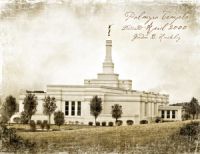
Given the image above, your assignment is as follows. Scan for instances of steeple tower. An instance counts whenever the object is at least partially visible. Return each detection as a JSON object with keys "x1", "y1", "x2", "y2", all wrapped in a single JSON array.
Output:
[{"x1": 103, "y1": 39, "x2": 114, "y2": 74}]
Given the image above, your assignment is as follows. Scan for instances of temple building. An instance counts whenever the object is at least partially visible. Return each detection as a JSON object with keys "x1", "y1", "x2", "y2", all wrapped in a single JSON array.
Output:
[{"x1": 14, "y1": 35, "x2": 171, "y2": 125}]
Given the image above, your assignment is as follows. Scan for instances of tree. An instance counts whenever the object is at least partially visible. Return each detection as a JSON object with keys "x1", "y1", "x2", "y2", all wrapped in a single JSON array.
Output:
[
  {"x1": 185, "y1": 97, "x2": 199, "y2": 119},
  {"x1": 23, "y1": 93, "x2": 38, "y2": 123},
  {"x1": 43, "y1": 96, "x2": 57, "y2": 125},
  {"x1": 1, "y1": 95, "x2": 17, "y2": 124},
  {"x1": 54, "y1": 111, "x2": 64, "y2": 129},
  {"x1": 90, "y1": 95, "x2": 102, "y2": 126},
  {"x1": 111, "y1": 104, "x2": 123, "y2": 123}
]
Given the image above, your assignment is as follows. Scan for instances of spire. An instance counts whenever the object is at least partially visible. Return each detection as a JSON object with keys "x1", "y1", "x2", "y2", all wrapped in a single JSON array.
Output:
[{"x1": 104, "y1": 40, "x2": 112, "y2": 63}]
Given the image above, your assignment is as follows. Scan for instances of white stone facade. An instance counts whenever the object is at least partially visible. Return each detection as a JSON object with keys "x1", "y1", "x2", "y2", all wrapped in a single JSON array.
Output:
[
  {"x1": 158, "y1": 105, "x2": 184, "y2": 121},
  {"x1": 14, "y1": 37, "x2": 169, "y2": 125}
]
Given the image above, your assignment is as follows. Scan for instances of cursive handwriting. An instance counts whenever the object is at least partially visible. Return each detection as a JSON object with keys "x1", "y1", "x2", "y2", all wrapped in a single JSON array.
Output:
[{"x1": 122, "y1": 10, "x2": 189, "y2": 43}]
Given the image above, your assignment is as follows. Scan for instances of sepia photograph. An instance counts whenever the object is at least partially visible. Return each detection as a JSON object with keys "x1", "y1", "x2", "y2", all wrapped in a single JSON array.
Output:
[{"x1": 0, "y1": 0, "x2": 200, "y2": 153}]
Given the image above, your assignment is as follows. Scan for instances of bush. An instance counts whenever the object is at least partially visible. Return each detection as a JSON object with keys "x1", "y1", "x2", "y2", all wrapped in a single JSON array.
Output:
[
  {"x1": 46, "y1": 124, "x2": 50, "y2": 130},
  {"x1": 88, "y1": 122, "x2": 93, "y2": 126},
  {"x1": 108, "y1": 122, "x2": 113, "y2": 126},
  {"x1": 30, "y1": 120, "x2": 36, "y2": 132},
  {"x1": 116, "y1": 120, "x2": 123, "y2": 126},
  {"x1": 180, "y1": 121, "x2": 200, "y2": 138},
  {"x1": 102, "y1": 121, "x2": 106, "y2": 126},
  {"x1": 96, "y1": 122, "x2": 100, "y2": 126},
  {"x1": 0, "y1": 124, "x2": 36, "y2": 151},
  {"x1": 40, "y1": 122, "x2": 45, "y2": 130},
  {"x1": 140, "y1": 120, "x2": 148, "y2": 124},
  {"x1": 155, "y1": 117, "x2": 162, "y2": 123},
  {"x1": 36, "y1": 120, "x2": 42, "y2": 125},
  {"x1": 54, "y1": 111, "x2": 65, "y2": 129},
  {"x1": 43, "y1": 120, "x2": 48, "y2": 125},
  {"x1": 75, "y1": 121, "x2": 79, "y2": 125},
  {"x1": 13, "y1": 117, "x2": 21, "y2": 124},
  {"x1": 126, "y1": 120, "x2": 134, "y2": 125}
]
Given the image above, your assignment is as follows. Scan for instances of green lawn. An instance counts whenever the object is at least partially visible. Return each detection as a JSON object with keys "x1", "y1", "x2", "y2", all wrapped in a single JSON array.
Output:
[{"x1": 14, "y1": 120, "x2": 199, "y2": 153}]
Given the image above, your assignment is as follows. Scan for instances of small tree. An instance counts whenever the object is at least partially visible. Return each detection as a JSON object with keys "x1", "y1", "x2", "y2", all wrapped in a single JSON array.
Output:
[
  {"x1": 2, "y1": 95, "x2": 17, "y2": 124},
  {"x1": 111, "y1": 104, "x2": 122, "y2": 123},
  {"x1": 54, "y1": 111, "x2": 64, "y2": 129},
  {"x1": 90, "y1": 95, "x2": 102, "y2": 126},
  {"x1": 43, "y1": 96, "x2": 57, "y2": 125},
  {"x1": 23, "y1": 93, "x2": 38, "y2": 123}
]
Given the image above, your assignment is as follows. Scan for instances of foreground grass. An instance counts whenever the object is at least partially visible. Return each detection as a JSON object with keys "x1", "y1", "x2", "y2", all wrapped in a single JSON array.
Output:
[{"x1": 15, "y1": 120, "x2": 199, "y2": 153}]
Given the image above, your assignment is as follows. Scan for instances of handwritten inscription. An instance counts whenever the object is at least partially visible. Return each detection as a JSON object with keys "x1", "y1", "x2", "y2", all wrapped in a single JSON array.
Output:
[{"x1": 122, "y1": 11, "x2": 189, "y2": 42}]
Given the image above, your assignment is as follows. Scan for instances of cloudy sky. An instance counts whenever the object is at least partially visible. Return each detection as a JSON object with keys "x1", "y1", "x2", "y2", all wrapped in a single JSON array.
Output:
[{"x1": 0, "y1": 0, "x2": 200, "y2": 103}]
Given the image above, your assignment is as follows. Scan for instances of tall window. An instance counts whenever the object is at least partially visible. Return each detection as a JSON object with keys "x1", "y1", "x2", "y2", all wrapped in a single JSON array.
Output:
[
  {"x1": 172, "y1": 110, "x2": 176, "y2": 119},
  {"x1": 65, "y1": 101, "x2": 69, "y2": 116},
  {"x1": 167, "y1": 110, "x2": 170, "y2": 118},
  {"x1": 154, "y1": 103, "x2": 157, "y2": 115},
  {"x1": 71, "y1": 101, "x2": 75, "y2": 116},
  {"x1": 77, "y1": 101, "x2": 81, "y2": 116},
  {"x1": 161, "y1": 110, "x2": 165, "y2": 118},
  {"x1": 145, "y1": 103, "x2": 148, "y2": 116}
]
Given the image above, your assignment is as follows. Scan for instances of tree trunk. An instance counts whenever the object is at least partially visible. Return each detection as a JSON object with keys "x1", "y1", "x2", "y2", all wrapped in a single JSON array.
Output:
[
  {"x1": 29, "y1": 115, "x2": 32, "y2": 124},
  {"x1": 95, "y1": 117, "x2": 97, "y2": 126},
  {"x1": 193, "y1": 114, "x2": 195, "y2": 120},
  {"x1": 49, "y1": 114, "x2": 51, "y2": 125}
]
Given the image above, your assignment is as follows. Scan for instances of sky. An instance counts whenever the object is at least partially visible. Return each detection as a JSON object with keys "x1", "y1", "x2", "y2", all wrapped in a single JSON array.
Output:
[{"x1": 0, "y1": 0, "x2": 200, "y2": 103}]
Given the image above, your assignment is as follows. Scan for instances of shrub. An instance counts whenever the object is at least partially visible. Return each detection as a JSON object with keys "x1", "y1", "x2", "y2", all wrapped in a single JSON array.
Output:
[
  {"x1": 13, "y1": 117, "x2": 21, "y2": 124},
  {"x1": 108, "y1": 122, "x2": 113, "y2": 126},
  {"x1": 36, "y1": 120, "x2": 42, "y2": 125},
  {"x1": 43, "y1": 120, "x2": 48, "y2": 125},
  {"x1": 54, "y1": 111, "x2": 65, "y2": 129},
  {"x1": 75, "y1": 121, "x2": 79, "y2": 125},
  {"x1": 96, "y1": 122, "x2": 100, "y2": 126},
  {"x1": 102, "y1": 121, "x2": 106, "y2": 126},
  {"x1": 126, "y1": 120, "x2": 134, "y2": 125},
  {"x1": 30, "y1": 120, "x2": 36, "y2": 132},
  {"x1": 40, "y1": 122, "x2": 45, "y2": 130},
  {"x1": 41, "y1": 120, "x2": 48, "y2": 130},
  {"x1": 180, "y1": 121, "x2": 200, "y2": 138},
  {"x1": 140, "y1": 120, "x2": 148, "y2": 124},
  {"x1": 155, "y1": 117, "x2": 162, "y2": 123},
  {"x1": 46, "y1": 124, "x2": 50, "y2": 130},
  {"x1": 88, "y1": 122, "x2": 93, "y2": 126},
  {"x1": 116, "y1": 120, "x2": 123, "y2": 126},
  {"x1": 0, "y1": 124, "x2": 36, "y2": 151}
]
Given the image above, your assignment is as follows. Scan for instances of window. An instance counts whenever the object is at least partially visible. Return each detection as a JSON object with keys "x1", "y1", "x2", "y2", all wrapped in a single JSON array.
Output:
[
  {"x1": 77, "y1": 101, "x2": 81, "y2": 116},
  {"x1": 167, "y1": 110, "x2": 170, "y2": 118},
  {"x1": 161, "y1": 110, "x2": 165, "y2": 118},
  {"x1": 65, "y1": 101, "x2": 69, "y2": 116},
  {"x1": 154, "y1": 103, "x2": 157, "y2": 115},
  {"x1": 172, "y1": 110, "x2": 176, "y2": 119},
  {"x1": 145, "y1": 103, "x2": 148, "y2": 116},
  {"x1": 71, "y1": 101, "x2": 75, "y2": 116}
]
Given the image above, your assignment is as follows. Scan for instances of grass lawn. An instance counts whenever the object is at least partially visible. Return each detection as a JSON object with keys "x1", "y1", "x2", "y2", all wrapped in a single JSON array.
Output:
[{"x1": 14, "y1": 120, "x2": 199, "y2": 153}]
